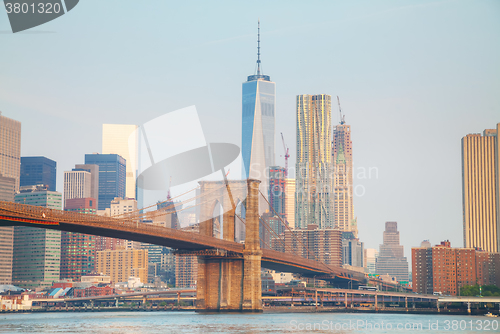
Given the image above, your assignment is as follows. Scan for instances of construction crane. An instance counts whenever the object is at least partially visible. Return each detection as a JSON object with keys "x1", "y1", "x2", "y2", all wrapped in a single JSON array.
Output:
[
  {"x1": 280, "y1": 132, "x2": 290, "y2": 178},
  {"x1": 337, "y1": 96, "x2": 346, "y2": 125}
]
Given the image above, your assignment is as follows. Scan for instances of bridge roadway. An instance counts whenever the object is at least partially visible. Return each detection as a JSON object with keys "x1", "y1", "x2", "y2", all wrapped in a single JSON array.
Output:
[{"x1": 0, "y1": 201, "x2": 366, "y2": 282}]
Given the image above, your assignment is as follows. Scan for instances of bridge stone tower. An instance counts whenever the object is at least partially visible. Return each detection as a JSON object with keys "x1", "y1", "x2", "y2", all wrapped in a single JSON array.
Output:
[{"x1": 196, "y1": 179, "x2": 262, "y2": 312}]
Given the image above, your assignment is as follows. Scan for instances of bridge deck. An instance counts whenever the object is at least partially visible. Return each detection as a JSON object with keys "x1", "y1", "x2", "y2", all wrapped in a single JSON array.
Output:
[{"x1": 0, "y1": 201, "x2": 366, "y2": 282}]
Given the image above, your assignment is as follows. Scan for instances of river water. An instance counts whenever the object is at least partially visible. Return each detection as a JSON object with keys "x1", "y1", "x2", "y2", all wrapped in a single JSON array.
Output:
[{"x1": 0, "y1": 311, "x2": 498, "y2": 333}]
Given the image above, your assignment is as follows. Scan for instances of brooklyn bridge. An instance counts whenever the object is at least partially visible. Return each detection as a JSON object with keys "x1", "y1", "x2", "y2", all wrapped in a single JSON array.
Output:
[{"x1": 0, "y1": 179, "x2": 368, "y2": 312}]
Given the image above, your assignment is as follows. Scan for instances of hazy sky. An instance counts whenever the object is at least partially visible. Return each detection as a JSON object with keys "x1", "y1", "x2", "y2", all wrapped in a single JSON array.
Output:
[{"x1": 1, "y1": 0, "x2": 499, "y2": 263}]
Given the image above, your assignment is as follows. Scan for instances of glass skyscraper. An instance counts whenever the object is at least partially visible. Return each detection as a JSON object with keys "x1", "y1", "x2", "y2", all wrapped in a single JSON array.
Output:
[
  {"x1": 84, "y1": 154, "x2": 126, "y2": 210},
  {"x1": 13, "y1": 186, "x2": 62, "y2": 288},
  {"x1": 20, "y1": 156, "x2": 57, "y2": 191},
  {"x1": 242, "y1": 22, "x2": 275, "y2": 202}
]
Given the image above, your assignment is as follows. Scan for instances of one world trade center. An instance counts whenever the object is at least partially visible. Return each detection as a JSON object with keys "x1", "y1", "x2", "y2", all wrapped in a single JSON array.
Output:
[{"x1": 242, "y1": 21, "x2": 275, "y2": 203}]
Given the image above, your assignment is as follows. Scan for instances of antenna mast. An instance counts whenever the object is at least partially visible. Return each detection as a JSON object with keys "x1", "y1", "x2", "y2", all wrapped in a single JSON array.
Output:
[{"x1": 256, "y1": 20, "x2": 261, "y2": 75}]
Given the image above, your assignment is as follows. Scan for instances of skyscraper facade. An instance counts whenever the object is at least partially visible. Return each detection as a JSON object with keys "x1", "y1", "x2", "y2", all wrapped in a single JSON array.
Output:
[
  {"x1": 375, "y1": 221, "x2": 409, "y2": 282},
  {"x1": 268, "y1": 166, "x2": 286, "y2": 220},
  {"x1": 74, "y1": 164, "x2": 100, "y2": 210},
  {"x1": 364, "y1": 248, "x2": 378, "y2": 274},
  {"x1": 0, "y1": 113, "x2": 21, "y2": 285},
  {"x1": 63, "y1": 169, "x2": 92, "y2": 206},
  {"x1": 285, "y1": 178, "x2": 295, "y2": 229},
  {"x1": 0, "y1": 174, "x2": 15, "y2": 284},
  {"x1": 0, "y1": 112, "x2": 21, "y2": 192},
  {"x1": 342, "y1": 233, "x2": 364, "y2": 268},
  {"x1": 84, "y1": 154, "x2": 126, "y2": 210},
  {"x1": 20, "y1": 156, "x2": 57, "y2": 191},
  {"x1": 102, "y1": 124, "x2": 138, "y2": 200},
  {"x1": 462, "y1": 123, "x2": 500, "y2": 253},
  {"x1": 96, "y1": 248, "x2": 148, "y2": 284},
  {"x1": 277, "y1": 225, "x2": 342, "y2": 267},
  {"x1": 61, "y1": 198, "x2": 96, "y2": 280},
  {"x1": 242, "y1": 22, "x2": 275, "y2": 201},
  {"x1": 13, "y1": 186, "x2": 62, "y2": 288},
  {"x1": 332, "y1": 119, "x2": 357, "y2": 236},
  {"x1": 295, "y1": 94, "x2": 333, "y2": 229}
]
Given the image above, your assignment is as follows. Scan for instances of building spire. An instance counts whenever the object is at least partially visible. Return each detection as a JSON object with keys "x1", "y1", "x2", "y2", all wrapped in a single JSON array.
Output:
[{"x1": 256, "y1": 20, "x2": 261, "y2": 75}]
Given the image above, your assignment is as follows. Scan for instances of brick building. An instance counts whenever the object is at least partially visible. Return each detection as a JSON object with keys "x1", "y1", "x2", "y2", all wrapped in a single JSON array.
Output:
[
  {"x1": 73, "y1": 286, "x2": 115, "y2": 298},
  {"x1": 271, "y1": 224, "x2": 342, "y2": 267},
  {"x1": 412, "y1": 241, "x2": 500, "y2": 295}
]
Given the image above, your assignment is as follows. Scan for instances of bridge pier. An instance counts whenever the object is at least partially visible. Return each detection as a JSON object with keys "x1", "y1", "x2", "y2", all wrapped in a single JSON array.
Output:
[{"x1": 196, "y1": 179, "x2": 262, "y2": 312}]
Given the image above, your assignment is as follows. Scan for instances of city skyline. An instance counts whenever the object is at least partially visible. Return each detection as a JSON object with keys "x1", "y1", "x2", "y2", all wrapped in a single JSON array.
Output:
[{"x1": 1, "y1": 0, "x2": 499, "y2": 262}]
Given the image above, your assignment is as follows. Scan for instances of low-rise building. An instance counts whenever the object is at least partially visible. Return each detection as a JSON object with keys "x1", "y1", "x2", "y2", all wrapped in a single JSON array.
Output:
[{"x1": 412, "y1": 240, "x2": 500, "y2": 295}]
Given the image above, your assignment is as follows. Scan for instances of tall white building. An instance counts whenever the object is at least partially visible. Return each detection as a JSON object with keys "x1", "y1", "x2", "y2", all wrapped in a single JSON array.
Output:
[
  {"x1": 63, "y1": 170, "x2": 92, "y2": 207},
  {"x1": 102, "y1": 124, "x2": 138, "y2": 200}
]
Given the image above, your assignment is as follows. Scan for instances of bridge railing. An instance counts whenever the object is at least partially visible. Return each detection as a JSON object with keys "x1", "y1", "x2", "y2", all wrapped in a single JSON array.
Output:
[{"x1": 0, "y1": 200, "x2": 245, "y2": 252}]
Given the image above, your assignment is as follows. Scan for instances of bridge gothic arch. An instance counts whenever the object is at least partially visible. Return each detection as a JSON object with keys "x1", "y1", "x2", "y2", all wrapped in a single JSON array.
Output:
[
  {"x1": 198, "y1": 180, "x2": 247, "y2": 243},
  {"x1": 196, "y1": 179, "x2": 262, "y2": 312}
]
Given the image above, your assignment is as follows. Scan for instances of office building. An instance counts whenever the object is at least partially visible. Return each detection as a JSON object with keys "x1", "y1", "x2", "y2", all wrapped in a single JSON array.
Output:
[
  {"x1": 375, "y1": 222, "x2": 409, "y2": 282},
  {"x1": 61, "y1": 198, "x2": 97, "y2": 281},
  {"x1": 420, "y1": 240, "x2": 432, "y2": 248},
  {"x1": 20, "y1": 156, "x2": 57, "y2": 191},
  {"x1": 295, "y1": 94, "x2": 333, "y2": 229},
  {"x1": 0, "y1": 113, "x2": 21, "y2": 285},
  {"x1": 175, "y1": 254, "x2": 198, "y2": 288},
  {"x1": 0, "y1": 174, "x2": 15, "y2": 284},
  {"x1": 74, "y1": 164, "x2": 99, "y2": 209},
  {"x1": 96, "y1": 248, "x2": 148, "y2": 284},
  {"x1": 285, "y1": 178, "x2": 295, "y2": 229},
  {"x1": 142, "y1": 242, "x2": 173, "y2": 284},
  {"x1": 241, "y1": 22, "x2": 275, "y2": 202},
  {"x1": 342, "y1": 232, "x2": 364, "y2": 268},
  {"x1": 110, "y1": 197, "x2": 140, "y2": 249},
  {"x1": 260, "y1": 212, "x2": 286, "y2": 249},
  {"x1": 412, "y1": 241, "x2": 500, "y2": 295},
  {"x1": 84, "y1": 154, "x2": 126, "y2": 210},
  {"x1": 13, "y1": 186, "x2": 62, "y2": 288},
  {"x1": 174, "y1": 224, "x2": 199, "y2": 287},
  {"x1": 364, "y1": 248, "x2": 378, "y2": 274},
  {"x1": 273, "y1": 224, "x2": 342, "y2": 267},
  {"x1": 332, "y1": 114, "x2": 357, "y2": 237},
  {"x1": 102, "y1": 124, "x2": 138, "y2": 200},
  {"x1": 93, "y1": 197, "x2": 138, "y2": 251},
  {"x1": 0, "y1": 112, "x2": 21, "y2": 192},
  {"x1": 462, "y1": 123, "x2": 500, "y2": 252},
  {"x1": 157, "y1": 199, "x2": 180, "y2": 229},
  {"x1": 63, "y1": 169, "x2": 92, "y2": 206},
  {"x1": 268, "y1": 166, "x2": 286, "y2": 220}
]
